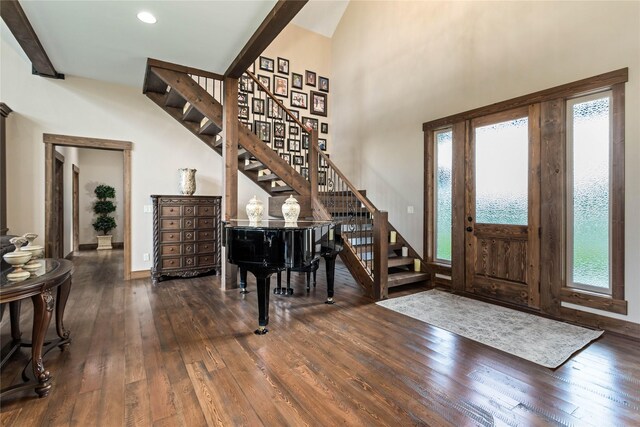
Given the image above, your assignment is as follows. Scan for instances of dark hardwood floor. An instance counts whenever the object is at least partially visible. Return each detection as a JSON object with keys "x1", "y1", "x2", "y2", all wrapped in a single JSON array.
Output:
[{"x1": 1, "y1": 250, "x2": 639, "y2": 426}]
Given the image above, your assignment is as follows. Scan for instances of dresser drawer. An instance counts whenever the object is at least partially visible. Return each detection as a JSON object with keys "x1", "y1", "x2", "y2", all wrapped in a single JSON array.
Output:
[
  {"x1": 161, "y1": 206, "x2": 181, "y2": 217},
  {"x1": 161, "y1": 231, "x2": 181, "y2": 242},
  {"x1": 183, "y1": 256, "x2": 196, "y2": 268},
  {"x1": 161, "y1": 245, "x2": 181, "y2": 256},
  {"x1": 197, "y1": 217, "x2": 215, "y2": 229},
  {"x1": 198, "y1": 230, "x2": 215, "y2": 241},
  {"x1": 183, "y1": 217, "x2": 196, "y2": 229},
  {"x1": 183, "y1": 205, "x2": 197, "y2": 216},
  {"x1": 161, "y1": 219, "x2": 181, "y2": 229},
  {"x1": 196, "y1": 242, "x2": 215, "y2": 254},
  {"x1": 198, "y1": 205, "x2": 215, "y2": 216},
  {"x1": 183, "y1": 230, "x2": 196, "y2": 241},
  {"x1": 198, "y1": 255, "x2": 216, "y2": 266},
  {"x1": 162, "y1": 257, "x2": 181, "y2": 269},
  {"x1": 183, "y1": 244, "x2": 196, "y2": 255}
]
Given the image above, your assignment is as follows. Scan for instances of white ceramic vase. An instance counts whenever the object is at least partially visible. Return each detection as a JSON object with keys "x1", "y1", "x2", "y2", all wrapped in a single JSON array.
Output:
[
  {"x1": 282, "y1": 195, "x2": 301, "y2": 223},
  {"x1": 179, "y1": 168, "x2": 197, "y2": 195},
  {"x1": 246, "y1": 196, "x2": 264, "y2": 223}
]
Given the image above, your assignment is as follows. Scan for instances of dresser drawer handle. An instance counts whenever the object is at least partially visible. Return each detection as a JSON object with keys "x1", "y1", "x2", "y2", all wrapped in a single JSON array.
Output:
[
  {"x1": 170, "y1": 208, "x2": 174, "y2": 212},
  {"x1": 169, "y1": 234, "x2": 174, "y2": 238},
  {"x1": 169, "y1": 248, "x2": 174, "y2": 252},
  {"x1": 169, "y1": 260, "x2": 175, "y2": 265}
]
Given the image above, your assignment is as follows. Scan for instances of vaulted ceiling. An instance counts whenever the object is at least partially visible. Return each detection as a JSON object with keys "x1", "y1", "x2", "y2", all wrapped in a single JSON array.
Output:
[{"x1": 1, "y1": 0, "x2": 348, "y2": 88}]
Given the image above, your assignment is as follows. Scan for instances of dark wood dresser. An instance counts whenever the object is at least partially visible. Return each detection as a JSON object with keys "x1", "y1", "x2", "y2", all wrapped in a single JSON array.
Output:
[{"x1": 151, "y1": 195, "x2": 222, "y2": 283}]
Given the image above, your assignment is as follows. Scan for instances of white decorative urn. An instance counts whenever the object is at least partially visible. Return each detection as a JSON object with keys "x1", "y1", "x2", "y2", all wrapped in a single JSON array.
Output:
[
  {"x1": 246, "y1": 195, "x2": 264, "y2": 223},
  {"x1": 178, "y1": 168, "x2": 197, "y2": 195},
  {"x1": 282, "y1": 195, "x2": 300, "y2": 223}
]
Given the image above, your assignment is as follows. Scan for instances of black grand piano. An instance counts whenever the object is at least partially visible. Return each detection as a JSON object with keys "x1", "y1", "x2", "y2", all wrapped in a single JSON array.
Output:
[{"x1": 224, "y1": 219, "x2": 341, "y2": 334}]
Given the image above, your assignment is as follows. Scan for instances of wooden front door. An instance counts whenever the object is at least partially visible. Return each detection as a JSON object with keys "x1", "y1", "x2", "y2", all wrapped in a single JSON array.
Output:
[{"x1": 464, "y1": 106, "x2": 541, "y2": 308}]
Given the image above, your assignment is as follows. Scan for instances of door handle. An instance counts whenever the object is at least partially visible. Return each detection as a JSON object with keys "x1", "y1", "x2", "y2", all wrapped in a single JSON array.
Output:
[{"x1": 466, "y1": 227, "x2": 473, "y2": 232}]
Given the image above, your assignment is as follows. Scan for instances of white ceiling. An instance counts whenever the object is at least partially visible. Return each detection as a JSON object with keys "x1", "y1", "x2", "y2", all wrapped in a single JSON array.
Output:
[{"x1": 1, "y1": 0, "x2": 348, "y2": 89}]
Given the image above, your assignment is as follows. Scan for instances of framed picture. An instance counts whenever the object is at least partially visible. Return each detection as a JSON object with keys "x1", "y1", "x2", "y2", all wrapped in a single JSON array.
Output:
[
  {"x1": 252, "y1": 98, "x2": 265, "y2": 115},
  {"x1": 321, "y1": 122, "x2": 328, "y2": 134},
  {"x1": 293, "y1": 155, "x2": 304, "y2": 166},
  {"x1": 305, "y1": 70, "x2": 316, "y2": 87},
  {"x1": 310, "y1": 91, "x2": 327, "y2": 117},
  {"x1": 254, "y1": 120, "x2": 270, "y2": 142},
  {"x1": 302, "y1": 116, "x2": 318, "y2": 132},
  {"x1": 242, "y1": 121, "x2": 253, "y2": 132},
  {"x1": 292, "y1": 73, "x2": 303, "y2": 89},
  {"x1": 318, "y1": 170, "x2": 326, "y2": 185},
  {"x1": 319, "y1": 138, "x2": 327, "y2": 151},
  {"x1": 274, "y1": 122, "x2": 286, "y2": 138},
  {"x1": 289, "y1": 126, "x2": 299, "y2": 136},
  {"x1": 267, "y1": 98, "x2": 282, "y2": 119},
  {"x1": 320, "y1": 154, "x2": 329, "y2": 168},
  {"x1": 287, "y1": 109, "x2": 299, "y2": 122},
  {"x1": 273, "y1": 138, "x2": 285, "y2": 149},
  {"x1": 277, "y1": 57, "x2": 289, "y2": 75},
  {"x1": 239, "y1": 105, "x2": 249, "y2": 120},
  {"x1": 300, "y1": 167, "x2": 309, "y2": 179},
  {"x1": 280, "y1": 153, "x2": 291, "y2": 164},
  {"x1": 290, "y1": 91, "x2": 307, "y2": 109},
  {"x1": 287, "y1": 138, "x2": 300, "y2": 152},
  {"x1": 318, "y1": 76, "x2": 329, "y2": 92},
  {"x1": 302, "y1": 134, "x2": 309, "y2": 150},
  {"x1": 238, "y1": 92, "x2": 248, "y2": 105},
  {"x1": 259, "y1": 56, "x2": 274, "y2": 72},
  {"x1": 240, "y1": 75, "x2": 254, "y2": 93},
  {"x1": 273, "y1": 75, "x2": 288, "y2": 98},
  {"x1": 257, "y1": 74, "x2": 270, "y2": 91}
]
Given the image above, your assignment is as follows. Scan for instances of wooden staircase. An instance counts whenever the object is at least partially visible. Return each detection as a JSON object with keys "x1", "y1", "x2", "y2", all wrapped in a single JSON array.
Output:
[
  {"x1": 142, "y1": 59, "x2": 429, "y2": 300},
  {"x1": 324, "y1": 192, "x2": 429, "y2": 299},
  {"x1": 142, "y1": 60, "x2": 308, "y2": 197}
]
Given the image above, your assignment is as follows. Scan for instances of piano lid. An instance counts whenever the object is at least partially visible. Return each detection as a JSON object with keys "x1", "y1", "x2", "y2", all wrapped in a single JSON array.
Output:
[{"x1": 224, "y1": 219, "x2": 335, "y2": 230}]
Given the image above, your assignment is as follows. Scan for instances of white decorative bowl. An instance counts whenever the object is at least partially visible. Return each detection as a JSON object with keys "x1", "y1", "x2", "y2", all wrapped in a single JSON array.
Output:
[
  {"x1": 3, "y1": 251, "x2": 33, "y2": 281},
  {"x1": 21, "y1": 244, "x2": 44, "y2": 259}
]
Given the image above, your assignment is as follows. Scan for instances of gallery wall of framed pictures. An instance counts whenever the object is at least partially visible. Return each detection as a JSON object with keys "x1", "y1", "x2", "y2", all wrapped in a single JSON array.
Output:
[{"x1": 236, "y1": 24, "x2": 333, "y2": 181}]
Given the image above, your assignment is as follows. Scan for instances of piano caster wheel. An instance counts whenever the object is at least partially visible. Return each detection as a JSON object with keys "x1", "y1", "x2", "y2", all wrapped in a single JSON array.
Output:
[
  {"x1": 286, "y1": 289, "x2": 294, "y2": 296},
  {"x1": 325, "y1": 298, "x2": 335, "y2": 305},
  {"x1": 254, "y1": 326, "x2": 269, "y2": 335},
  {"x1": 240, "y1": 289, "x2": 249, "y2": 294},
  {"x1": 273, "y1": 288, "x2": 282, "y2": 295}
]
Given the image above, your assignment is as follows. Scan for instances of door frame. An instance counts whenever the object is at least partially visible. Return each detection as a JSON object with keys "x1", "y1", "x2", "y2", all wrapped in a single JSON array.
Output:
[
  {"x1": 44, "y1": 134, "x2": 133, "y2": 280},
  {"x1": 54, "y1": 151, "x2": 65, "y2": 259},
  {"x1": 463, "y1": 105, "x2": 541, "y2": 308},
  {"x1": 72, "y1": 164, "x2": 80, "y2": 253}
]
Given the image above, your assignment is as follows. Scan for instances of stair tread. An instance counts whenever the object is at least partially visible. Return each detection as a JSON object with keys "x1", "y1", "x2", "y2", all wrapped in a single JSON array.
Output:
[
  {"x1": 165, "y1": 88, "x2": 187, "y2": 109},
  {"x1": 244, "y1": 161, "x2": 265, "y2": 171},
  {"x1": 257, "y1": 173, "x2": 279, "y2": 182},
  {"x1": 271, "y1": 185, "x2": 293, "y2": 193},
  {"x1": 199, "y1": 118, "x2": 222, "y2": 136},
  {"x1": 387, "y1": 256, "x2": 414, "y2": 268},
  {"x1": 183, "y1": 104, "x2": 205, "y2": 123},
  {"x1": 387, "y1": 271, "x2": 429, "y2": 287}
]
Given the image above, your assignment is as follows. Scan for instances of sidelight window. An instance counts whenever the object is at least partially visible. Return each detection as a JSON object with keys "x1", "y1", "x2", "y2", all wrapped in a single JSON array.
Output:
[{"x1": 434, "y1": 129, "x2": 453, "y2": 262}]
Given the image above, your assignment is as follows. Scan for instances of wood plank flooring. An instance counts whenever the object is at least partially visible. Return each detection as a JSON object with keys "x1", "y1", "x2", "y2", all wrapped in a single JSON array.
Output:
[{"x1": 1, "y1": 249, "x2": 639, "y2": 426}]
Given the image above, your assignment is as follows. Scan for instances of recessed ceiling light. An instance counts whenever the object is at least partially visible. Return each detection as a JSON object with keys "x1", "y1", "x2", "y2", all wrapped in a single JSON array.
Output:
[{"x1": 137, "y1": 11, "x2": 157, "y2": 24}]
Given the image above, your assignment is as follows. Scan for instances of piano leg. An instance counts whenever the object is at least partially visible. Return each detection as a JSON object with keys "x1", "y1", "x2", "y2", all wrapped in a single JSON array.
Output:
[
  {"x1": 274, "y1": 271, "x2": 283, "y2": 295},
  {"x1": 286, "y1": 269, "x2": 294, "y2": 296},
  {"x1": 323, "y1": 253, "x2": 338, "y2": 304},
  {"x1": 239, "y1": 268, "x2": 249, "y2": 294},
  {"x1": 255, "y1": 272, "x2": 271, "y2": 335}
]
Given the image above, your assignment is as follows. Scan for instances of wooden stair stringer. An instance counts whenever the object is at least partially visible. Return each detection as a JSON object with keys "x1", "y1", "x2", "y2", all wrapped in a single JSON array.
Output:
[{"x1": 338, "y1": 241, "x2": 375, "y2": 299}]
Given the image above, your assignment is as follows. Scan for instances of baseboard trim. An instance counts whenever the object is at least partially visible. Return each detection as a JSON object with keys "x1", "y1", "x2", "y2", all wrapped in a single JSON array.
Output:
[
  {"x1": 79, "y1": 242, "x2": 124, "y2": 251},
  {"x1": 130, "y1": 269, "x2": 151, "y2": 279}
]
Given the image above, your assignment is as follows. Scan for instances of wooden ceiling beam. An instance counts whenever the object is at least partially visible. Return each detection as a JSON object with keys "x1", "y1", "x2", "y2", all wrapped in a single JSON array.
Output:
[
  {"x1": 225, "y1": 0, "x2": 307, "y2": 79},
  {"x1": 1, "y1": 0, "x2": 63, "y2": 79}
]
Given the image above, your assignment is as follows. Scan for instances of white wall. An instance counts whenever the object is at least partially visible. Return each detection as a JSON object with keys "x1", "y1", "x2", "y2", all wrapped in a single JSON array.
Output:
[
  {"x1": 331, "y1": 1, "x2": 640, "y2": 323},
  {"x1": 78, "y1": 149, "x2": 124, "y2": 245},
  {"x1": 1, "y1": 24, "x2": 264, "y2": 272}
]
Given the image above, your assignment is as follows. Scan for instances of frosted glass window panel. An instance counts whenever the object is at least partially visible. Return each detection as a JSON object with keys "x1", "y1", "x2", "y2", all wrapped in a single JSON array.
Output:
[
  {"x1": 569, "y1": 96, "x2": 610, "y2": 290},
  {"x1": 475, "y1": 118, "x2": 528, "y2": 225},
  {"x1": 435, "y1": 130, "x2": 452, "y2": 261}
]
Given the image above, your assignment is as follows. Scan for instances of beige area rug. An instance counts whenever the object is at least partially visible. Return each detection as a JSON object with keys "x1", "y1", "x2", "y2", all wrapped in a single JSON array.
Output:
[{"x1": 376, "y1": 289, "x2": 603, "y2": 368}]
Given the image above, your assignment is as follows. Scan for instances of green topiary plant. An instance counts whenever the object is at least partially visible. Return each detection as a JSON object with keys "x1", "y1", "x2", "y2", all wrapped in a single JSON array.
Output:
[{"x1": 92, "y1": 184, "x2": 117, "y2": 235}]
